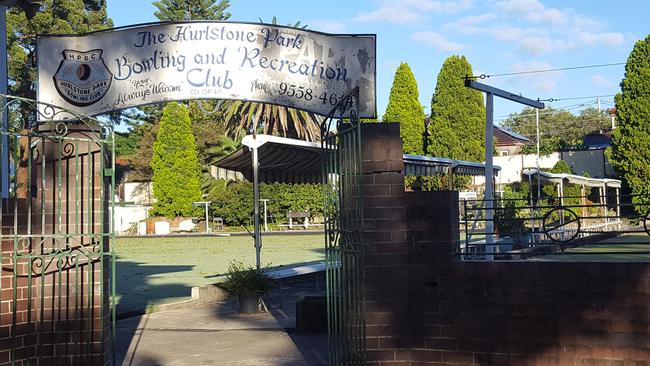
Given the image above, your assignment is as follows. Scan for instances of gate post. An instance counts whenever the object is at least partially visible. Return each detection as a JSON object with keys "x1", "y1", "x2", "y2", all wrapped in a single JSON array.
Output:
[
  {"x1": 360, "y1": 123, "x2": 460, "y2": 364},
  {"x1": 1, "y1": 122, "x2": 112, "y2": 365}
]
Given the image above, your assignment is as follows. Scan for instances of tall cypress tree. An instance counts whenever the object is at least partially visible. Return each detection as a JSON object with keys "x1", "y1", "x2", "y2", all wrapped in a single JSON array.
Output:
[
  {"x1": 151, "y1": 103, "x2": 202, "y2": 218},
  {"x1": 153, "y1": 0, "x2": 231, "y2": 21},
  {"x1": 428, "y1": 55, "x2": 485, "y2": 161},
  {"x1": 383, "y1": 62, "x2": 425, "y2": 155},
  {"x1": 607, "y1": 35, "x2": 650, "y2": 214}
]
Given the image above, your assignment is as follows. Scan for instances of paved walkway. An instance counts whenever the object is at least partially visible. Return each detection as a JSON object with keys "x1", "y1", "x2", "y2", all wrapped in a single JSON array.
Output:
[{"x1": 114, "y1": 275, "x2": 328, "y2": 366}]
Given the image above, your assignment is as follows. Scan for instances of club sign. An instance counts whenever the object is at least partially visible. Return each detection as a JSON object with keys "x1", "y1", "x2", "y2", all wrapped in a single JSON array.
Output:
[{"x1": 37, "y1": 21, "x2": 376, "y2": 120}]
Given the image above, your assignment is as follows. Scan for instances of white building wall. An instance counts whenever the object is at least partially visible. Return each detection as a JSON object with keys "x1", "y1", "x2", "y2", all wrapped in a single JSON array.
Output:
[
  {"x1": 112, "y1": 204, "x2": 151, "y2": 234},
  {"x1": 474, "y1": 152, "x2": 561, "y2": 186},
  {"x1": 123, "y1": 181, "x2": 155, "y2": 204}
]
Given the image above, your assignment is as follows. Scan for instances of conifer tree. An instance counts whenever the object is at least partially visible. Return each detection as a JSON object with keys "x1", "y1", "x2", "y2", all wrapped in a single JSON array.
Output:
[
  {"x1": 6, "y1": 0, "x2": 112, "y2": 197},
  {"x1": 607, "y1": 35, "x2": 650, "y2": 214},
  {"x1": 151, "y1": 103, "x2": 202, "y2": 217},
  {"x1": 382, "y1": 62, "x2": 425, "y2": 154},
  {"x1": 428, "y1": 56, "x2": 485, "y2": 161},
  {"x1": 153, "y1": 0, "x2": 231, "y2": 21}
]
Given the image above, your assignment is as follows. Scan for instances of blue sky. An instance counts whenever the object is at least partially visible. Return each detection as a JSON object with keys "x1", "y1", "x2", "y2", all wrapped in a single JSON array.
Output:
[{"x1": 107, "y1": 0, "x2": 647, "y2": 122}]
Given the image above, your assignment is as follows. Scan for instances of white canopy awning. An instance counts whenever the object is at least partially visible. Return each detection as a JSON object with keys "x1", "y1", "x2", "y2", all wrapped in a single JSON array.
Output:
[
  {"x1": 215, "y1": 135, "x2": 322, "y2": 184},
  {"x1": 215, "y1": 135, "x2": 500, "y2": 183},
  {"x1": 522, "y1": 168, "x2": 621, "y2": 189}
]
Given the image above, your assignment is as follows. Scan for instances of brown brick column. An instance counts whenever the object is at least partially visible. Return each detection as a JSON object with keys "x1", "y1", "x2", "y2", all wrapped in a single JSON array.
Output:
[
  {"x1": 360, "y1": 123, "x2": 409, "y2": 364},
  {"x1": 0, "y1": 125, "x2": 109, "y2": 365}
]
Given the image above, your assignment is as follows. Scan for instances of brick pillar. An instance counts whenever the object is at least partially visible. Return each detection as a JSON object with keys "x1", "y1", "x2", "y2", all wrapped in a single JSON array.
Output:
[
  {"x1": 0, "y1": 126, "x2": 109, "y2": 365},
  {"x1": 1, "y1": 199, "x2": 31, "y2": 365},
  {"x1": 360, "y1": 123, "x2": 460, "y2": 365},
  {"x1": 406, "y1": 190, "x2": 460, "y2": 364},
  {"x1": 360, "y1": 123, "x2": 411, "y2": 363}
]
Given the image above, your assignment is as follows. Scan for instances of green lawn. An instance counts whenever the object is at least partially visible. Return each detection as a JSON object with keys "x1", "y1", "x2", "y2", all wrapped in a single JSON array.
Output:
[
  {"x1": 113, "y1": 233, "x2": 324, "y2": 315},
  {"x1": 535, "y1": 233, "x2": 650, "y2": 262}
]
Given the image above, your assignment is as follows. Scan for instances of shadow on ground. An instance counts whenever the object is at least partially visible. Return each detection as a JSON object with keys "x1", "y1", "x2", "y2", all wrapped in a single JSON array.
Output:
[
  {"x1": 114, "y1": 271, "x2": 328, "y2": 365},
  {"x1": 115, "y1": 259, "x2": 196, "y2": 317},
  {"x1": 213, "y1": 272, "x2": 329, "y2": 365}
]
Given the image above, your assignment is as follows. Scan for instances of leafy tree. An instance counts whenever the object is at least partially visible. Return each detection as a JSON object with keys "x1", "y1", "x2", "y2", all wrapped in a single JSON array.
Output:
[
  {"x1": 220, "y1": 18, "x2": 323, "y2": 142},
  {"x1": 541, "y1": 160, "x2": 581, "y2": 207},
  {"x1": 608, "y1": 35, "x2": 650, "y2": 214},
  {"x1": 208, "y1": 180, "x2": 324, "y2": 227},
  {"x1": 502, "y1": 107, "x2": 611, "y2": 154},
  {"x1": 428, "y1": 55, "x2": 485, "y2": 161},
  {"x1": 128, "y1": 122, "x2": 160, "y2": 181},
  {"x1": 153, "y1": 0, "x2": 231, "y2": 21},
  {"x1": 7, "y1": 0, "x2": 113, "y2": 106},
  {"x1": 549, "y1": 160, "x2": 572, "y2": 174},
  {"x1": 6, "y1": 0, "x2": 112, "y2": 198},
  {"x1": 382, "y1": 62, "x2": 425, "y2": 154},
  {"x1": 150, "y1": 103, "x2": 202, "y2": 217}
]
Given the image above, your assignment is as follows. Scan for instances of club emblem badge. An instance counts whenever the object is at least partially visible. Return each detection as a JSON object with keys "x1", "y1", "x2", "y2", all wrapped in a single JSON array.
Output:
[{"x1": 53, "y1": 49, "x2": 113, "y2": 107}]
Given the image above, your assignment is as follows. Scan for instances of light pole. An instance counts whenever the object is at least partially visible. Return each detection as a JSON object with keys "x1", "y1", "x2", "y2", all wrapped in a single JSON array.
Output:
[
  {"x1": 260, "y1": 199, "x2": 269, "y2": 232},
  {"x1": 192, "y1": 201, "x2": 211, "y2": 233}
]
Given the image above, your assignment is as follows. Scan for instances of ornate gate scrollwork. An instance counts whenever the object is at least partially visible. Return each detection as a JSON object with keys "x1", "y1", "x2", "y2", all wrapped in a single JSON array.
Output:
[{"x1": 0, "y1": 94, "x2": 115, "y2": 365}]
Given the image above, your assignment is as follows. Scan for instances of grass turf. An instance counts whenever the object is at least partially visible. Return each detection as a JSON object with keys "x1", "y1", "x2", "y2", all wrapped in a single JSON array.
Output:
[
  {"x1": 113, "y1": 233, "x2": 324, "y2": 315},
  {"x1": 535, "y1": 233, "x2": 650, "y2": 262}
]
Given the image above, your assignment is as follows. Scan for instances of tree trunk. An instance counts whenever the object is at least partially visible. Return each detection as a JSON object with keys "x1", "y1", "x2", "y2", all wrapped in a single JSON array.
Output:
[{"x1": 15, "y1": 128, "x2": 30, "y2": 199}]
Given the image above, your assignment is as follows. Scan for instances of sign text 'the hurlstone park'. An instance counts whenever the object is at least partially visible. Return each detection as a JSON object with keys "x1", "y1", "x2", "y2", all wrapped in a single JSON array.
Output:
[{"x1": 37, "y1": 22, "x2": 376, "y2": 119}]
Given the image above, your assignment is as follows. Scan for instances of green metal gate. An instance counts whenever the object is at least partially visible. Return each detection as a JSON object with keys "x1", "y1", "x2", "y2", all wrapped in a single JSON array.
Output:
[
  {"x1": 0, "y1": 95, "x2": 115, "y2": 365},
  {"x1": 321, "y1": 87, "x2": 366, "y2": 365}
]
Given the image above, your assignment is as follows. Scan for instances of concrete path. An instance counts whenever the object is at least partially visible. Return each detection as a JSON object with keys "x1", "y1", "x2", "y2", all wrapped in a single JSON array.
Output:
[{"x1": 114, "y1": 276, "x2": 328, "y2": 366}]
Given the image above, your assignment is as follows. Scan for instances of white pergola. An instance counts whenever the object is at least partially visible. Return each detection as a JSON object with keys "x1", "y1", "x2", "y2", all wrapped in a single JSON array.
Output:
[{"x1": 523, "y1": 168, "x2": 622, "y2": 230}]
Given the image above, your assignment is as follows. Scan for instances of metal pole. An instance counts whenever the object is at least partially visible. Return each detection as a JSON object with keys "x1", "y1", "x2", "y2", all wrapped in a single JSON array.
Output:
[
  {"x1": 485, "y1": 92, "x2": 494, "y2": 260},
  {"x1": 204, "y1": 202, "x2": 209, "y2": 234},
  {"x1": 536, "y1": 108, "x2": 541, "y2": 200},
  {"x1": 1, "y1": 6, "x2": 9, "y2": 198},
  {"x1": 252, "y1": 143, "x2": 261, "y2": 270},
  {"x1": 262, "y1": 199, "x2": 269, "y2": 232}
]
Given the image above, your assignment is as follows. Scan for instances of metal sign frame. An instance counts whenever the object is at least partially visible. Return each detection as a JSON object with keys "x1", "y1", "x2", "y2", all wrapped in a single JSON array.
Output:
[{"x1": 37, "y1": 20, "x2": 377, "y2": 120}]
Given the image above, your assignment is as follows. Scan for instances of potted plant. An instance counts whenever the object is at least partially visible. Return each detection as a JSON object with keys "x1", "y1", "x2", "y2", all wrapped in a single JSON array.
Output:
[{"x1": 221, "y1": 260, "x2": 274, "y2": 314}]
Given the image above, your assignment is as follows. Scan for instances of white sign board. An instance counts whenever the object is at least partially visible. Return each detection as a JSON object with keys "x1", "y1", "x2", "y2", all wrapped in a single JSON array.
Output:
[{"x1": 37, "y1": 22, "x2": 376, "y2": 120}]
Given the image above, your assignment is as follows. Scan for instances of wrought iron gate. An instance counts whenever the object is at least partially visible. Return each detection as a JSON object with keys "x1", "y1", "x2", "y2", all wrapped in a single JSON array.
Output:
[
  {"x1": 321, "y1": 87, "x2": 366, "y2": 365},
  {"x1": 0, "y1": 95, "x2": 115, "y2": 365}
]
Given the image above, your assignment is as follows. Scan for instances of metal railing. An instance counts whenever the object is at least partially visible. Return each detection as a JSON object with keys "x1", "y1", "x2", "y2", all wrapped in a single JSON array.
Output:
[{"x1": 461, "y1": 194, "x2": 650, "y2": 260}]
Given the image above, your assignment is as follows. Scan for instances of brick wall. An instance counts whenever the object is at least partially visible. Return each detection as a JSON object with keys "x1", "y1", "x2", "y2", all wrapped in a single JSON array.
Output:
[
  {"x1": 361, "y1": 123, "x2": 650, "y2": 365},
  {"x1": 1, "y1": 127, "x2": 109, "y2": 365}
]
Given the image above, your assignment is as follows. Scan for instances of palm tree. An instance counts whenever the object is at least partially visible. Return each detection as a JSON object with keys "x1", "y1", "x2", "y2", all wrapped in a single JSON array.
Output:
[
  {"x1": 222, "y1": 101, "x2": 323, "y2": 142},
  {"x1": 219, "y1": 18, "x2": 323, "y2": 142},
  {"x1": 200, "y1": 135, "x2": 240, "y2": 197}
]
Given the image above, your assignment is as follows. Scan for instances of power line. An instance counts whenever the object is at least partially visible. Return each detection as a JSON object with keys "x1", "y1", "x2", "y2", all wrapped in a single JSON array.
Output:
[
  {"x1": 494, "y1": 102, "x2": 596, "y2": 121},
  {"x1": 537, "y1": 94, "x2": 616, "y2": 102},
  {"x1": 468, "y1": 62, "x2": 625, "y2": 79}
]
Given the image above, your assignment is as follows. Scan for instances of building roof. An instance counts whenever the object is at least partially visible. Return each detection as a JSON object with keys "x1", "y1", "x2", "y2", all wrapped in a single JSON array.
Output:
[
  {"x1": 404, "y1": 154, "x2": 501, "y2": 177},
  {"x1": 215, "y1": 134, "x2": 500, "y2": 183},
  {"x1": 582, "y1": 132, "x2": 612, "y2": 149},
  {"x1": 494, "y1": 125, "x2": 531, "y2": 146}
]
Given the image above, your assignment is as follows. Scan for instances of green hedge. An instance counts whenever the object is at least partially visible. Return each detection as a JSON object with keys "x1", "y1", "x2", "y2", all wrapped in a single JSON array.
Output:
[{"x1": 207, "y1": 180, "x2": 324, "y2": 226}]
